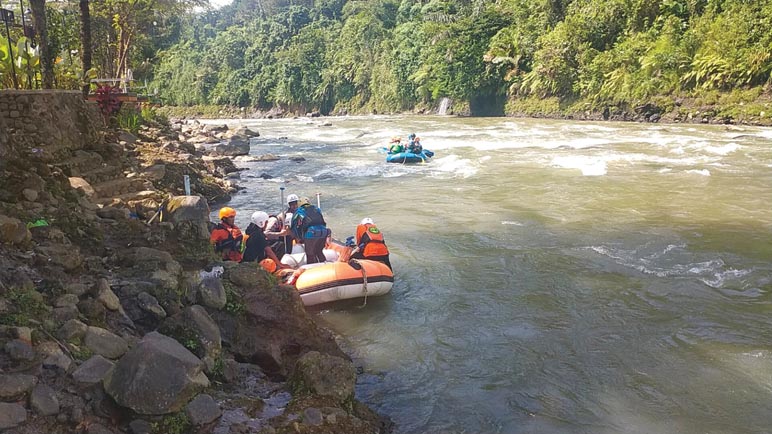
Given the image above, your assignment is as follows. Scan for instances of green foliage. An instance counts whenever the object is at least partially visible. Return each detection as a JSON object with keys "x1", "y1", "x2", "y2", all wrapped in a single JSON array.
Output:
[
  {"x1": 223, "y1": 280, "x2": 246, "y2": 316},
  {"x1": 0, "y1": 288, "x2": 49, "y2": 327},
  {"x1": 152, "y1": 413, "x2": 191, "y2": 434}
]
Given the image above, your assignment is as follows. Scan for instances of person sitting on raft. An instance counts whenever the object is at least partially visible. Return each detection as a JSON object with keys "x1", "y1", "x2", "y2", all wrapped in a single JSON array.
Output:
[
  {"x1": 351, "y1": 217, "x2": 392, "y2": 270},
  {"x1": 388, "y1": 136, "x2": 404, "y2": 154},
  {"x1": 210, "y1": 207, "x2": 244, "y2": 262},
  {"x1": 407, "y1": 136, "x2": 423, "y2": 154},
  {"x1": 242, "y1": 211, "x2": 290, "y2": 269}
]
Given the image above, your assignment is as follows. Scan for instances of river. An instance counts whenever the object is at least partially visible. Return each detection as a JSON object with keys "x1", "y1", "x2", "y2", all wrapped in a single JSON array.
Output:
[{"x1": 205, "y1": 115, "x2": 772, "y2": 434}]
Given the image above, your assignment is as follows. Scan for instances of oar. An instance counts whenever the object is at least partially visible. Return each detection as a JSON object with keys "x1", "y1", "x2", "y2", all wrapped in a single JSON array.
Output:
[{"x1": 315, "y1": 192, "x2": 322, "y2": 209}]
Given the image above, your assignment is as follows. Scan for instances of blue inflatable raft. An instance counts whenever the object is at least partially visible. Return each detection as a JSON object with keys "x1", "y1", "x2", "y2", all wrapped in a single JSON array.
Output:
[{"x1": 386, "y1": 149, "x2": 435, "y2": 164}]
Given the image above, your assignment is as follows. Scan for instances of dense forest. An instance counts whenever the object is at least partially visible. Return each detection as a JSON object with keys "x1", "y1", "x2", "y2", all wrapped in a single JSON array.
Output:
[{"x1": 2, "y1": 0, "x2": 772, "y2": 117}]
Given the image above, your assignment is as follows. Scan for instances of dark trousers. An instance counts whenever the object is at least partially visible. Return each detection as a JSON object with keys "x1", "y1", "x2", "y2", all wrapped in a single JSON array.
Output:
[
  {"x1": 351, "y1": 251, "x2": 392, "y2": 270},
  {"x1": 304, "y1": 237, "x2": 327, "y2": 264}
]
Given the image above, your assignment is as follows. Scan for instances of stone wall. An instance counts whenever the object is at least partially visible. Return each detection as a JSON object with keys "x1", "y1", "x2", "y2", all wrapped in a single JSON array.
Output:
[{"x1": 0, "y1": 90, "x2": 104, "y2": 164}]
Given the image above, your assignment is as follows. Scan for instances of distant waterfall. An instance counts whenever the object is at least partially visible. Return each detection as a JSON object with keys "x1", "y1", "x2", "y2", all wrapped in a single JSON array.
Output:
[{"x1": 437, "y1": 97, "x2": 451, "y2": 115}]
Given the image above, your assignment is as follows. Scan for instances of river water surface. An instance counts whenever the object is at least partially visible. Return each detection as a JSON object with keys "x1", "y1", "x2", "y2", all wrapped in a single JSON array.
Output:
[{"x1": 207, "y1": 116, "x2": 772, "y2": 434}]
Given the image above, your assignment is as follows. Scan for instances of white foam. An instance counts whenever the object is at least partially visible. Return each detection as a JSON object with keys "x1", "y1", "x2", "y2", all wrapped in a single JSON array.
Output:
[
  {"x1": 429, "y1": 155, "x2": 478, "y2": 178},
  {"x1": 551, "y1": 156, "x2": 607, "y2": 176},
  {"x1": 686, "y1": 169, "x2": 711, "y2": 176},
  {"x1": 704, "y1": 143, "x2": 740, "y2": 155},
  {"x1": 501, "y1": 221, "x2": 523, "y2": 226}
]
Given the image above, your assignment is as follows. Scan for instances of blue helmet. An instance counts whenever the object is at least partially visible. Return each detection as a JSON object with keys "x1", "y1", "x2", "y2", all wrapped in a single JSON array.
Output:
[{"x1": 408, "y1": 133, "x2": 416, "y2": 140}]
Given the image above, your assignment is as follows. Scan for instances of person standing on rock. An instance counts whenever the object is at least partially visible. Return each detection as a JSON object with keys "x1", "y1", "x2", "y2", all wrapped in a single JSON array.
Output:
[
  {"x1": 210, "y1": 207, "x2": 244, "y2": 262},
  {"x1": 291, "y1": 197, "x2": 328, "y2": 264}
]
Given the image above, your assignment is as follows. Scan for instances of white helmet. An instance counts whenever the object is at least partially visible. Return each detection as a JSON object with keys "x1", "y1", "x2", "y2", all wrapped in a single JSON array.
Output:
[
  {"x1": 286, "y1": 194, "x2": 299, "y2": 204},
  {"x1": 251, "y1": 211, "x2": 269, "y2": 227},
  {"x1": 360, "y1": 217, "x2": 374, "y2": 225}
]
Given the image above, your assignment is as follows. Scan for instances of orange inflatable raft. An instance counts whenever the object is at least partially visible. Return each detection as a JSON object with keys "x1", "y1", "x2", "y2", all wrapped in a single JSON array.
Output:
[{"x1": 273, "y1": 240, "x2": 393, "y2": 306}]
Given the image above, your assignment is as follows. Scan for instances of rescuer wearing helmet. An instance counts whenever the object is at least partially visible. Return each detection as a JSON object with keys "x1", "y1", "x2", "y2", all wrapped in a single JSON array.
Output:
[
  {"x1": 241, "y1": 211, "x2": 290, "y2": 269},
  {"x1": 351, "y1": 217, "x2": 391, "y2": 270},
  {"x1": 291, "y1": 197, "x2": 328, "y2": 264},
  {"x1": 210, "y1": 207, "x2": 244, "y2": 262}
]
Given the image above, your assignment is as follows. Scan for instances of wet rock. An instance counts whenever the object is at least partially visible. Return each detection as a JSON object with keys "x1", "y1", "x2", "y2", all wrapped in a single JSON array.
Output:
[
  {"x1": 0, "y1": 402, "x2": 26, "y2": 430},
  {"x1": 198, "y1": 277, "x2": 226, "y2": 310},
  {"x1": 84, "y1": 326, "x2": 128, "y2": 359},
  {"x1": 30, "y1": 383, "x2": 60, "y2": 416},
  {"x1": 291, "y1": 351, "x2": 356, "y2": 404},
  {"x1": 0, "y1": 374, "x2": 36, "y2": 401},
  {"x1": 185, "y1": 393, "x2": 221, "y2": 426},
  {"x1": 58, "y1": 319, "x2": 88, "y2": 341},
  {"x1": 5, "y1": 339, "x2": 35, "y2": 362},
  {"x1": 72, "y1": 355, "x2": 114, "y2": 386},
  {"x1": 0, "y1": 214, "x2": 31, "y2": 245},
  {"x1": 232, "y1": 126, "x2": 259, "y2": 138},
  {"x1": 104, "y1": 332, "x2": 209, "y2": 415},
  {"x1": 256, "y1": 153, "x2": 280, "y2": 162}
]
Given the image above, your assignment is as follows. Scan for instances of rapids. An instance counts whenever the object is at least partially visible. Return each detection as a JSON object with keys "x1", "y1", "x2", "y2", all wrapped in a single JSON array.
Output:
[{"x1": 206, "y1": 116, "x2": 772, "y2": 434}]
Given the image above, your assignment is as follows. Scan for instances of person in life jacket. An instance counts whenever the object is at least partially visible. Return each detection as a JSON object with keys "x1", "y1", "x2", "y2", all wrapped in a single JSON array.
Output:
[
  {"x1": 242, "y1": 211, "x2": 290, "y2": 269},
  {"x1": 388, "y1": 136, "x2": 404, "y2": 154},
  {"x1": 210, "y1": 207, "x2": 244, "y2": 262},
  {"x1": 262, "y1": 214, "x2": 289, "y2": 259},
  {"x1": 276, "y1": 193, "x2": 300, "y2": 254},
  {"x1": 408, "y1": 135, "x2": 423, "y2": 154},
  {"x1": 291, "y1": 197, "x2": 328, "y2": 264},
  {"x1": 351, "y1": 217, "x2": 392, "y2": 270}
]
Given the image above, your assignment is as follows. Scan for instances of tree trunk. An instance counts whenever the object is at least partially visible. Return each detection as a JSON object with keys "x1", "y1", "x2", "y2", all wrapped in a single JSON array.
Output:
[
  {"x1": 30, "y1": 0, "x2": 53, "y2": 88},
  {"x1": 79, "y1": 0, "x2": 92, "y2": 95}
]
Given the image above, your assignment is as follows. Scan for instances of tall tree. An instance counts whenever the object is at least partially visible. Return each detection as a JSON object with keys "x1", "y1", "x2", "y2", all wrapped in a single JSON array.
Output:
[
  {"x1": 30, "y1": 0, "x2": 53, "y2": 88},
  {"x1": 79, "y1": 0, "x2": 92, "y2": 95}
]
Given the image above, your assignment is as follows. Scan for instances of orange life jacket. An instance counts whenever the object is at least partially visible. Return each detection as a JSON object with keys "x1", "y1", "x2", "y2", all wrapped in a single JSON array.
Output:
[
  {"x1": 210, "y1": 222, "x2": 244, "y2": 262},
  {"x1": 356, "y1": 223, "x2": 389, "y2": 257}
]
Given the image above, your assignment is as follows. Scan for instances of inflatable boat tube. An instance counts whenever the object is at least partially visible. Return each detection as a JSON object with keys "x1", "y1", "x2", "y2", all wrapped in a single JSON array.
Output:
[
  {"x1": 292, "y1": 259, "x2": 394, "y2": 306},
  {"x1": 386, "y1": 149, "x2": 434, "y2": 164}
]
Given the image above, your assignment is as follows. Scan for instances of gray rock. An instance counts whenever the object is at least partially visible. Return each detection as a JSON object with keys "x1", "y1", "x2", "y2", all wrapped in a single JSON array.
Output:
[
  {"x1": 137, "y1": 292, "x2": 166, "y2": 319},
  {"x1": 0, "y1": 374, "x2": 36, "y2": 401},
  {"x1": 86, "y1": 423, "x2": 116, "y2": 434},
  {"x1": 163, "y1": 195, "x2": 210, "y2": 223},
  {"x1": 58, "y1": 319, "x2": 88, "y2": 341},
  {"x1": 185, "y1": 394, "x2": 221, "y2": 426},
  {"x1": 143, "y1": 164, "x2": 166, "y2": 181},
  {"x1": 0, "y1": 214, "x2": 31, "y2": 245},
  {"x1": 97, "y1": 284, "x2": 121, "y2": 311},
  {"x1": 65, "y1": 283, "x2": 90, "y2": 296},
  {"x1": 129, "y1": 419, "x2": 152, "y2": 434},
  {"x1": 55, "y1": 293, "x2": 80, "y2": 307},
  {"x1": 72, "y1": 355, "x2": 114, "y2": 385},
  {"x1": 161, "y1": 305, "x2": 221, "y2": 372},
  {"x1": 84, "y1": 326, "x2": 128, "y2": 359},
  {"x1": 198, "y1": 277, "x2": 226, "y2": 310},
  {"x1": 30, "y1": 383, "x2": 60, "y2": 416},
  {"x1": 53, "y1": 305, "x2": 80, "y2": 323},
  {"x1": 103, "y1": 332, "x2": 209, "y2": 415},
  {"x1": 5, "y1": 339, "x2": 35, "y2": 362},
  {"x1": 0, "y1": 402, "x2": 26, "y2": 430},
  {"x1": 69, "y1": 177, "x2": 95, "y2": 197},
  {"x1": 291, "y1": 351, "x2": 356, "y2": 404},
  {"x1": 22, "y1": 188, "x2": 38, "y2": 202},
  {"x1": 37, "y1": 243, "x2": 83, "y2": 271},
  {"x1": 303, "y1": 407, "x2": 323, "y2": 426},
  {"x1": 38, "y1": 341, "x2": 73, "y2": 372}
]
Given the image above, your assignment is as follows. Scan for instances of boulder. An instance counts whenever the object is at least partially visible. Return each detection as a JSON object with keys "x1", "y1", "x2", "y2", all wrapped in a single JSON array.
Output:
[
  {"x1": 208, "y1": 136, "x2": 250, "y2": 157},
  {"x1": 30, "y1": 383, "x2": 60, "y2": 416},
  {"x1": 103, "y1": 332, "x2": 209, "y2": 415},
  {"x1": 185, "y1": 394, "x2": 221, "y2": 426},
  {"x1": 69, "y1": 177, "x2": 95, "y2": 197},
  {"x1": 0, "y1": 214, "x2": 31, "y2": 245},
  {"x1": 84, "y1": 326, "x2": 128, "y2": 359},
  {"x1": 160, "y1": 305, "x2": 221, "y2": 372},
  {"x1": 137, "y1": 292, "x2": 166, "y2": 319},
  {"x1": 291, "y1": 351, "x2": 356, "y2": 404},
  {"x1": 72, "y1": 355, "x2": 114, "y2": 386},
  {"x1": 198, "y1": 277, "x2": 226, "y2": 310},
  {"x1": 162, "y1": 196, "x2": 210, "y2": 223},
  {"x1": 0, "y1": 402, "x2": 26, "y2": 430},
  {"x1": 0, "y1": 374, "x2": 36, "y2": 401}
]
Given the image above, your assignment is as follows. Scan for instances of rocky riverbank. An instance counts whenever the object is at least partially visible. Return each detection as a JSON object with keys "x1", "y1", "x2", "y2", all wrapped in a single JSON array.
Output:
[{"x1": 0, "y1": 90, "x2": 391, "y2": 434}]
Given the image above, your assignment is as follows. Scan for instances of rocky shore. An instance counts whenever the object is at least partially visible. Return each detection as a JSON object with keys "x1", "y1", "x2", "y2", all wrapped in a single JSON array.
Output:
[{"x1": 0, "y1": 90, "x2": 391, "y2": 434}]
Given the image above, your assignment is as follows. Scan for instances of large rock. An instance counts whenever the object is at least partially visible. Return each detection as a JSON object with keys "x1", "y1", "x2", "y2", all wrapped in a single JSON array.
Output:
[
  {"x1": 0, "y1": 214, "x2": 31, "y2": 245},
  {"x1": 119, "y1": 247, "x2": 182, "y2": 292},
  {"x1": 208, "y1": 136, "x2": 250, "y2": 157},
  {"x1": 84, "y1": 326, "x2": 128, "y2": 359},
  {"x1": 30, "y1": 383, "x2": 60, "y2": 416},
  {"x1": 103, "y1": 332, "x2": 209, "y2": 415},
  {"x1": 163, "y1": 195, "x2": 210, "y2": 223},
  {"x1": 185, "y1": 394, "x2": 221, "y2": 426},
  {"x1": 197, "y1": 277, "x2": 226, "y2": 310},
  {"x1": 210, "y1": 263, "x2": 346, "y2": 377},
  {"x1": 72, "y1": 355, "x2": 114, "y2": 386},
  {"x1": 291, "y1": 351, "x2": 356, "y2": 404},
  {"x1": 0, "y1": 374, "x2": 36, "y2": 401},
  {"x1": 160, "y1": 305, "x2": 221, "y2": 372}
]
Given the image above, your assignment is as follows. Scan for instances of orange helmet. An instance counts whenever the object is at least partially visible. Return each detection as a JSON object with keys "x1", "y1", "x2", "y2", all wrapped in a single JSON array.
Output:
[
  {"x1": 218, "y1": 207, "x2": 236, "y2": 220},
  {"x1": 259, "y1": 258, "x2": 277, "y2": 273}
]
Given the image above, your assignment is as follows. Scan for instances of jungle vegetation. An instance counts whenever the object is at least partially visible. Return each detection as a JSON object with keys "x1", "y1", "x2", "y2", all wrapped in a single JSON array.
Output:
[{"x1": 1, "y1": 0, "x2": 771, "y2": 117}]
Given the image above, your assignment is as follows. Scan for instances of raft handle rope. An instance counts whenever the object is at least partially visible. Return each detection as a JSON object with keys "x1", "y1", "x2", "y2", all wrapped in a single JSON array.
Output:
[{"x1": 349, "y1": 258, "x2": 369, "y2": 307}]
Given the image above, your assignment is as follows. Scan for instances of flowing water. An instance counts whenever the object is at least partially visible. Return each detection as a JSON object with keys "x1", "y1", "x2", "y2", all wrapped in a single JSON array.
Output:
[{"x1": 206, "y1": 116, "x2": 772, "y2": 434}]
